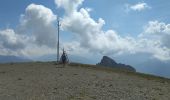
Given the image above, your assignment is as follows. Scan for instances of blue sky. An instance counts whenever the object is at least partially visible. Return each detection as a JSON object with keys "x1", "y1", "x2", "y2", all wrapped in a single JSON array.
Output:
[
  {"x1": 0, "y1": 0, "x2": 170, "y2": 62},
  {"x1": 0, "y1": 0, "x2": 55, "y2": 28},
  {"x1": 1, "y1": 0, "x2": 170, "y2": 35}
]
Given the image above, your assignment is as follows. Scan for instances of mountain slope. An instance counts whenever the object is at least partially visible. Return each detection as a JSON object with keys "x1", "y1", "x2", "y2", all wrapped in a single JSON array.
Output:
[
  {"x1": 113, "y1": 53, "x2": 170, "y2": 78},
  {"x1": 32, "y1": 54, "x2": 96, "y2": 64},
  {"x1": 0, "y1": 55, "x2": 31, "y2": 63}
]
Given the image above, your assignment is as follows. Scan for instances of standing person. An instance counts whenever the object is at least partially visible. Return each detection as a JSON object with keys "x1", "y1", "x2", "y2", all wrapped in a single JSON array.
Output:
[{"x1": 60, "y1": 48, "x2": 69, "y2": 67}]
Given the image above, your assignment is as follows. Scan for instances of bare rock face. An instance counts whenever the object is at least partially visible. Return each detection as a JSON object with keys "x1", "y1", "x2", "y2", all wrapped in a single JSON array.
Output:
[{"x1": 97, "y1": 56, "x2": 136, "y2": 72}]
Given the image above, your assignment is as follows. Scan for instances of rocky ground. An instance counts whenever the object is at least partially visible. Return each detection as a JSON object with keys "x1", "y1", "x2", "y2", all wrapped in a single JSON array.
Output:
[{"x1": 0, "y1": 62, "x2": 170, "y2": 100}]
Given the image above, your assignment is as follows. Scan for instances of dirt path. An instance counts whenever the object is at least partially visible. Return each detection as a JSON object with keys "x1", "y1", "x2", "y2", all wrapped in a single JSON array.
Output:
[{"x1": 0, "y1": 62, "x2": 170, "y2": 100}]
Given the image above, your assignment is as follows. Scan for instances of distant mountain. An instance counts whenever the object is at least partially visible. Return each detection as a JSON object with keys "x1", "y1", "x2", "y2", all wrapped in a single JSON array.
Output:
[
  {"x1": 32, "y1": 54, "x2": 96, "y2": 64},
  {"x1": 113, "y1": 53, "x2": 170, "y2": 78},
  {"x1": 0, "y1": 54, "x2": 96, "y2": 64},
  {"x1": 32, "y1": 54, "x2": 57, "y2": 61},
  {"x1": 136, "y1": 59, "x2": 170, "y2": 78},
  {"x1": 69, "y1": 55, "x2": 96, "y2": 64},
  {"x1": 97, "y1": 56, "x2": 136, "y2": 72},
  {"x1": 0, "y1": 55, "x2": 32, "y2": 63}
]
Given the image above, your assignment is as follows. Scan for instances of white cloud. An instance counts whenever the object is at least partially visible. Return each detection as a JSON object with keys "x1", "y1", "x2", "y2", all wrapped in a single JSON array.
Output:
[
  {"x1": 19, "y1": 3, "x2": 57, "y2": 48},
  {"x1": 55, "y1": 0, "x2": 170, "y2": 61},
  {"x1": 140, "y1": 21, "x2": 170, "y2": 61},
  {"x1": 55, "y1": 0, "x2": 135, "y2": 55},
  {"x1": 55, "y1": 1, "x2": 130, "y2": 53},
  {"x1": 61, "y1": 41, "x2": 89, "y2": 56},
  {"x1": 126, "y1": 2, "x2": 150, "y2": 12},
  {"x1": 85, "y1": 8, "x2": 93, "y2": 12},
  {"x1": 0, "y1": 28, "x2": 56, "y2": 57},
  {"x1": 0, "y1": 29, "x2": 25, "y2": 50},
  {"x1": 0, "y1": 28, "x2": 33, "y2": 56},
  {"x1": 55, "y1": 0, "x2": 84, "y2": 15},
  {"x1": 20, "y1": 45, "x2": 56, "y2": 57},
  {"x1": 0, "y1": 4, "x2": 58, "y2": 57},
  {"x1": 0, "y1": 1, "x2": 169, "y2": 62},
  {"x1": 142, "y1": 21, "x2": 170, "y2": 48},
  {"x1": 144, "y1": 21, "x2": 170, "y2": 35}
]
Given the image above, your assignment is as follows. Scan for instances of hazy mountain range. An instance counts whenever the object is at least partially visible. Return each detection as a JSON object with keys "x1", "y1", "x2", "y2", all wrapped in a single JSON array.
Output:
[
  {"x1": 0, "y1": 55, "x2": 32, "y2": 63},
  {"x1": 31, "y1": 54, "x2": 96, "y2": 64},
  {"x1": 114, "y1": 53, "x2": 170, "y2": 78},
  {"x1": 0, "y1": 54, "x2": 170, "y2": 79}
]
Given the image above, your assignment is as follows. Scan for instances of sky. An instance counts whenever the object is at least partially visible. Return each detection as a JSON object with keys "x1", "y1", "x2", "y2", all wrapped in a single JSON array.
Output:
[{"x1": 0, "y1": 0, "x2": 170, "y2": 64}]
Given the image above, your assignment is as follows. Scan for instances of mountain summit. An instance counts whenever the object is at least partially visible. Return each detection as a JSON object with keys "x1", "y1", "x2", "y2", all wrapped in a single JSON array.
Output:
[{"x1": 97, "y1": 56, "x2": 136, "y2": 72}]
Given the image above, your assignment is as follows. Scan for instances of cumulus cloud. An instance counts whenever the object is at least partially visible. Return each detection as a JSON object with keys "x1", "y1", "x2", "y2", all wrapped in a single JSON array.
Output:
[
  {"x1": 125, "y1": 2, "x2": 150, "y2": 12},
  {"x1": 54, "y1": 0, "x2": 170, "y2": 61},
  {"x1": 142, "y1": 21, "x2": 170, "y2": 48},
  {"x1": 144, "y1": 21, "x2": 170, "y2": 35},
  {"x1": 61, "y1": 41, "x2": 89, "y2": 56},
  {"x1": 55, "y1": 0, "x2": 83, "y2": 14},
  {"x1": 0, "y1": 0, "x2": 169, "y2": 62},
  {"x1": 19, "y1": 3, "x2": 57, "y2": 48},
  {"x1": 139, "y1": 21, "x2": 170, "y2": 61},
  {"x1": 0, "y1": 28, "x2": 33, "y2": 56},
  {"x1": 0, "y1": 29, "x2": 25, "y2": 50},
  {"x1": 55, "y1": 0, "x2": 136, "y2": 55},
  {"x1": 0, "y1": 4, "x2": 58, "y2": 57}
]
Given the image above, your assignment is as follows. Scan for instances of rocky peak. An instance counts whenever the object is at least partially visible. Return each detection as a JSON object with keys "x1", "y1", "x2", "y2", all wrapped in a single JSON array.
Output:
[
  {"x1": 100, "y1": 56, "x2": 117, "y2": 66},
  {"x1": 97, "y1": 56, "x2": 136, "y2": 72}
]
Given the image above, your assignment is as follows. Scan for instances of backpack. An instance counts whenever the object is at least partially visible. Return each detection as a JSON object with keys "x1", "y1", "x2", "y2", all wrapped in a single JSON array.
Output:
[{"x1": 62, "y1": 54, "x2": 66, "y2": 62}]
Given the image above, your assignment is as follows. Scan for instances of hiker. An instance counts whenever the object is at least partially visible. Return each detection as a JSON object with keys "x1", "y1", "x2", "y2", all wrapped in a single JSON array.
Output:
[{"x1": 60, "y1": 49, "x2": 69, "y2": 66}]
